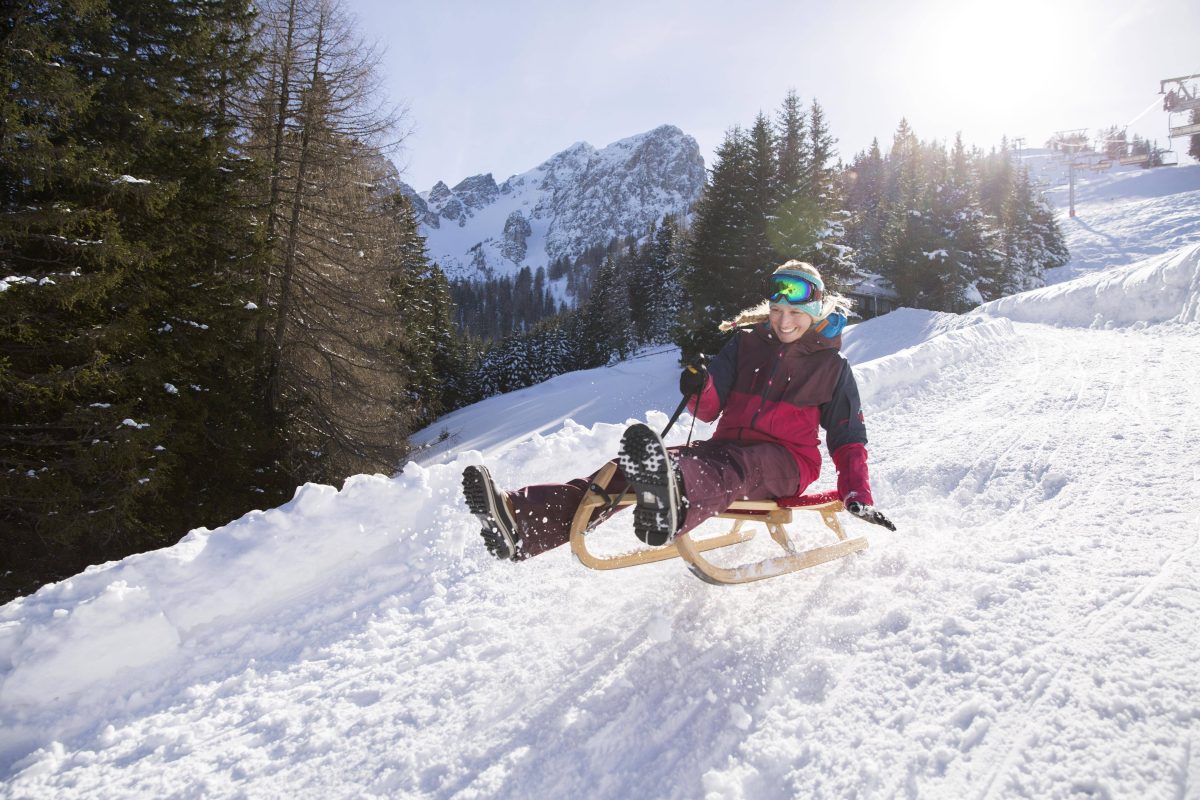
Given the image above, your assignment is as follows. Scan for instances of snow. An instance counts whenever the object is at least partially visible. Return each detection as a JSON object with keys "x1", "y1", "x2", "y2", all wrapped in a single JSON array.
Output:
[
  {"x1": 1024, "y1": 151, "x2": 1200, "y2": 285},
  {"x1": 415, "y1": 125, "x2": 703, "y2": 298},
  {"x1": 3, "y1": 159, "x2": 1200, "y2": 799},
  {"x1": 0, "y1": 276, "x2": 36, "y2": 292}
]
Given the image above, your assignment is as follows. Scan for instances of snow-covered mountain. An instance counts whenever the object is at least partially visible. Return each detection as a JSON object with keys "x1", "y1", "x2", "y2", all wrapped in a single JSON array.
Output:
[
  {"x1": 3, "y1": 159, "x2": 1200, "y2": 799},
  {"x1": 400, "y1": 124, "x2": 706, "y2": 282}
]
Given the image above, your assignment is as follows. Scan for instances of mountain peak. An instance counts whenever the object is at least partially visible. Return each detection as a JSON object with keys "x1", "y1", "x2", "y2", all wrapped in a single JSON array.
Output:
[{"x1": 410, "y1": 125, "x2": 705, "y2": 285}]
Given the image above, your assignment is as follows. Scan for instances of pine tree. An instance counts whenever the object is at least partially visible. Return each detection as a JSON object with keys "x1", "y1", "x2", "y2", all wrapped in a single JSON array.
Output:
[
  {"x1": 768, "y1": 90, "x2": 815, "y2": 262},
  {"x1": 676, "y1": 125, "x2": 759, "y2": 356},
  {"x1": 801, "y1": 99, "x2": 854, "y2": 287},
  {"x1": 773, "y1": 89, "x2": 808, "y2": 200},
  {"x1": 843, "y1": 139, "x2": 886, "y2": 272},
  {"x1": 1099, "y1": 125, "x2": 1127, "y2": 160},
  {"x1": 1, "y1": 0, "x2": 272, "y2": 598},
  {"x1": 579, "y1": 252, "x2": 635, "y2": 367},
  {"x1": 767, "y1": 98, "x2": 854, "y2": 288},
  {"x1": 978, "y1": 140, "x2": 1015, "y2": 221},
  {"x1": 744, "y1": 114, "x2": 781, "y2": 276},
  {"x1": 805, "y1": 100, "x2": 838, "y2": 204},
  {"x1": 997, "y1": 166, "x2": 1067, "y2": 295},
  {"x1": 385, "y1": 195, "x2": 458, "y2": 429},
  {"x1": 628, "y1": 234, "x2": 656, "y2": 345},
  {"x1": 932, "y1": 133, "x2": 996, "y2": 310},
  {"x1": 749, "y1": 113, "x2": 777, "y2": 235},
  {"x1": 1189, "y1": 109, "x2": 1200, "y2": 162},
  {"x1": 521, "y1": 319, "x2": 575, "y2": 386},
  {"x1": 877, "y1": 119, "x2": 938, "y2": 306},
  {"x1": 643, "y1": 215, "x2": 681, "y2": 344}
]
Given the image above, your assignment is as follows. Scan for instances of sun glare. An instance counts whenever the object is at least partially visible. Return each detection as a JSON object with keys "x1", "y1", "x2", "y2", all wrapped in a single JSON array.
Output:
[{"x1": 906, "y1": 0, "x2": 1083, "y2": 117}]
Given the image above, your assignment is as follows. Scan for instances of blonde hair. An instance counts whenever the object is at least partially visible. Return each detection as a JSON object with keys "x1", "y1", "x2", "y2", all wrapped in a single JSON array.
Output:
[{"x1": 718, "y1": 260, "x2": 853, "y2": 331}]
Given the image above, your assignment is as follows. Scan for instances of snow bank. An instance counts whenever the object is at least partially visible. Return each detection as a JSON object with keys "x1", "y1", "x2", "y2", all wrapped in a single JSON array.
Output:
[
  {"x1": 977, "y1": 243, "x2": 1200, "y2": 327},
  {"x1": 841, "y1": 308, "x2": 1004, "y2": 366},
  {"x1": 0, "y1": 582, "x2": 181, "y2": 707},
  {"x1": 0, "y1": 466, "x2": 481, "y2": 738},
  {"x1": 851, "y1": 316, "x2": 1017, "y2": 405}
]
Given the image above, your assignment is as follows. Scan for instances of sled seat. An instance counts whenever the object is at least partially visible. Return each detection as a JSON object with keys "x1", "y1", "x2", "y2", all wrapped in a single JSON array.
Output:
[{"x1": 569, "y1": 461, "x2": 868, "y2": 585}]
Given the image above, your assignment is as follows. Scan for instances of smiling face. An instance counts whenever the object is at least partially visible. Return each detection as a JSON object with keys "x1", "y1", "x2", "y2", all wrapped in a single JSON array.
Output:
[{"x1": 769, "y1": 303, "x2": 813, "y2": 343}]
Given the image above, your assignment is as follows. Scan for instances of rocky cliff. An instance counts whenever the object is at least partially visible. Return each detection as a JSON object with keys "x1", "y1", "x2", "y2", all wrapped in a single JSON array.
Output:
[{"x1": 400, "y1": 125, "x2": 705, "y2": 282}]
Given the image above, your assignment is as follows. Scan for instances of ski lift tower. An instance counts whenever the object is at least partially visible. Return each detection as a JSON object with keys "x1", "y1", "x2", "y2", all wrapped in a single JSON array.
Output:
[
  {"x1": 1160, "y1": 74, "x2": 1200, "y2": 138},
  {"x1": 1052, "y1": 129, "x2": 1090, "y2": 217}
]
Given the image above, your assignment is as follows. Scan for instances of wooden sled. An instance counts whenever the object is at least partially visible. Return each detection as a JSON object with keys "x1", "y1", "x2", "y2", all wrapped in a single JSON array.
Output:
[{"x1": 569, "y1": 461, "x2": 868, "y2": 585}]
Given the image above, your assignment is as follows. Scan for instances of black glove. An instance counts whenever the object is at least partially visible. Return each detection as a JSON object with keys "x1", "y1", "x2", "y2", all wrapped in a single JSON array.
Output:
[
  {"x1": 847, "y1": 501, "x2": 897, "y2": 532},
  {"x1": 679, "y1": 354, "x2": 709, "y2": 397}
]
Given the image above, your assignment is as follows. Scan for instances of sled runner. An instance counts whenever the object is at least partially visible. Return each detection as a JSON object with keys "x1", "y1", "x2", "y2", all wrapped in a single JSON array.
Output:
[{"x1": 568, "y1": 460, "x2": 868, "y2": 585}]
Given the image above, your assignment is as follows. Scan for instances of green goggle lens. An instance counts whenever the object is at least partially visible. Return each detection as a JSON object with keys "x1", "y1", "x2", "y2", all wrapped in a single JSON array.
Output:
[{"x1": 768, "y1": 275, "x2": 822, "y2": 305}]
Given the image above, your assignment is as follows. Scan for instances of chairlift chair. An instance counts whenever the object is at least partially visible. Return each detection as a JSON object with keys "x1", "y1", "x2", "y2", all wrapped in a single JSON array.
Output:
[
  {"x1": 1168, "y1": 120, "x2": 1200, "y2": 138},
  {"x1": 1161, "y1": 74, "x2": 1200, "y2": 138}
]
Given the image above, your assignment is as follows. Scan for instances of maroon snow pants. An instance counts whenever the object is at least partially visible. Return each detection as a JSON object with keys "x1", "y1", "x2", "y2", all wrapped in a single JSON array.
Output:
[{"x1": 506, "y1": 438, "x2": 806, "y2": 559}]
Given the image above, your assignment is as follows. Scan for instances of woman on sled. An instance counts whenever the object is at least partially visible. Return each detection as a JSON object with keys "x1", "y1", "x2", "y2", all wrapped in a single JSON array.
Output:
[{"x1": 462, "y1": 260, "x2": 896, "y2": 562}]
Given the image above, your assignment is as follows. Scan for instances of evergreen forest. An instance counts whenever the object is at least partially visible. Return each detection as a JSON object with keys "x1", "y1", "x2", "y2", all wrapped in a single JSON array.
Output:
[{"x1": 1, "y1": 1, "x2": 1068, "y2": 602}]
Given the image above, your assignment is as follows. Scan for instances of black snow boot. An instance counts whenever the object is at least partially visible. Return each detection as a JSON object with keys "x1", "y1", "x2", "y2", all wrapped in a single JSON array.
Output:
[
  {"x1": 618, "y1": 423, "x2": 685, "y2": 547},
  {"x1": 461, "y1": 465, "x2": 521, "y2": 561}
]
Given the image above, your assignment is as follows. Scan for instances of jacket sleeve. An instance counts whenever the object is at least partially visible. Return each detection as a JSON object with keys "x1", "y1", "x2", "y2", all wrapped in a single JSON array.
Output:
[
  {"x1": 687, "y1": 333, "x2": 739, "y2": 422},
  {"x1": 819, "y1": 360, "x2": 874, "y2": 506}
]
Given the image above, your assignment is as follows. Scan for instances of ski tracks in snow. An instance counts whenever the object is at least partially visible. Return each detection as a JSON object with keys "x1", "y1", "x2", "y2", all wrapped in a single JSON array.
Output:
[{"x1": 861, "y1": 321, "x2": 1200, "y2": 800}]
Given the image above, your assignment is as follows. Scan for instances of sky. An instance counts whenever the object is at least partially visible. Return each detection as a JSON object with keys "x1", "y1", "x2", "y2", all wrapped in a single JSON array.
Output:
[
  {"x1": 345, "y1": 0, "x2": 1200, "y2": 191},
  {"x1": 5, "y1": 160, "x2": 1200, "y2": 795}
]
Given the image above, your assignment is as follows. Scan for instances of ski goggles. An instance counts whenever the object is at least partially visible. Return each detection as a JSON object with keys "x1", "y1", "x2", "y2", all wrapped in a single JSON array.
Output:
[{"x1": 768, "y1": 273, "x2": 823, "y2": 305}]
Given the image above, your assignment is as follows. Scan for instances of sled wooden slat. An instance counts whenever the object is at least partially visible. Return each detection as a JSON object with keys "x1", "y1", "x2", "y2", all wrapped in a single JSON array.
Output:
[
  {"x1": 674, "y1": 532, "x2": 868, "y2": 586},
  {"x1": 569, "y1": 460, "x2": 868, "y2": 583},
  {"x1": 717, "y1": 499, "x2": 783, "y2": 512}
]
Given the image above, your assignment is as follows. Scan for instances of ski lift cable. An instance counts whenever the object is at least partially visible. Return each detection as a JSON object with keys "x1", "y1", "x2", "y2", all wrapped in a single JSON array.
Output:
[
  {"x1": 1057, "y1": 69, "x2": 1200, "y2": 148},
  {"x1": 1124, "y1": 95, "x2": 1164, "y2": 128},
  {"x1": 1121, "y1": 66, "x2": 1200, "y2": 128},
  {"x1": 1113, "y1": 68, "x2": 1200, "y2": 149}
]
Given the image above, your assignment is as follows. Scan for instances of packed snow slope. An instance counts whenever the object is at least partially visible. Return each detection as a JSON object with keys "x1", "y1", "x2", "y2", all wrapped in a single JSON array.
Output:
[
  {"x1": 1024, "y1": 151, "x2": 1200, "y2": 285},
  {"x1": 3, "y1": 172, "x2": 1200, "y2": 800}
]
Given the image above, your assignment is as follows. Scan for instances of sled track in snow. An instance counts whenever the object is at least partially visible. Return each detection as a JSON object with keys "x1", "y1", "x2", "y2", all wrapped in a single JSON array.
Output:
[{"x1": 865, "y1": 321, "x2": 1200, "y2": 800}]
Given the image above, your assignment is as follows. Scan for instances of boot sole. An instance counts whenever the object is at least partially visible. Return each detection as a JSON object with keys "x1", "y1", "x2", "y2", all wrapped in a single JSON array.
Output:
[
  {"x1": 618, "y1": 423, "x2": 678, "y2": 547},
  {"x1": 462, "y1": 465, "x2": 518, "y2": 560}
]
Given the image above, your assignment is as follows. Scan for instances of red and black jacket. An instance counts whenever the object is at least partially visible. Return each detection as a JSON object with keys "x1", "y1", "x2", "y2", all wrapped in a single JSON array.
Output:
[{"x1": 688, "y1": 322, "x2": 874, "y2": 504}]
